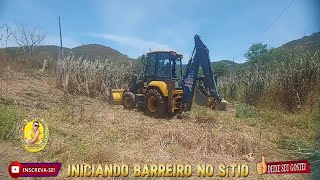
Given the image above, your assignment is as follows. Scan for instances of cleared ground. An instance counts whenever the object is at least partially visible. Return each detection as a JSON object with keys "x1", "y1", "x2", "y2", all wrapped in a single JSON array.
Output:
[{"x1": 0, "y1": 67, "x2": 314, "y2": 179}]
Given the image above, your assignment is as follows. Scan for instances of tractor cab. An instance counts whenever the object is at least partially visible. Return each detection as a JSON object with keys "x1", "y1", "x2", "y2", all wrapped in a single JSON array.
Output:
[{"x1": 143, "y1": 51, "x2": 183, "y2": 85}]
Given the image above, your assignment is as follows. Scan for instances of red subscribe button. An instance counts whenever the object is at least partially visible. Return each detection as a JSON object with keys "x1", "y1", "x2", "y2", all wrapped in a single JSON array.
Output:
[{"x1": 8, "y1": 161, "x2": 62, "y2": 178}]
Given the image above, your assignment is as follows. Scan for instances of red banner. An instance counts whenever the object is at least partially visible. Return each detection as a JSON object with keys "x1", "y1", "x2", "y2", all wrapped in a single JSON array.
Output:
[
  {"x1": 8, "y1": 161, "x2": 61, "y2": 178},
  {"x1": 266, "y1": 160, "x2": 310, "y2": 174}
]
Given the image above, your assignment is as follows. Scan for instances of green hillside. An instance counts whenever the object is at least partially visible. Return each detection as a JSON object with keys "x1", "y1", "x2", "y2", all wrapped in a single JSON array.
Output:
[
  {"x1": 212, "y1": 60, "x2": 241, "y2": 69},
  {"x1": 281, "y1": 32, "x2": 320, "y2": 52},
  {"x1": 3, "y1": 44, "x2": 126, "y2": 62},
  {"x1": 72, "y1": 44, "x2": 126, "y2": 60},
  {"x1": 211, "y1": 60, "x2": 241, "y2": 75}
]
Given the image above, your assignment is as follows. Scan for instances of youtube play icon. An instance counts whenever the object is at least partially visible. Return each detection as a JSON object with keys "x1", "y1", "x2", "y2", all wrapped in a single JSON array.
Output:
[{"x1": 8, "y1": 161, "x2": 22, "y2": 178}]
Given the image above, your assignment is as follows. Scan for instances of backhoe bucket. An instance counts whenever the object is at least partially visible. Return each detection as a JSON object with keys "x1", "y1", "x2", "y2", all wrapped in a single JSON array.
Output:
[
  {"x1": 109, "y1": 89, "x2": 125, "y2": 105},
  {"x1": 194, "y1": 85, "x2": 228, "y2": 111},
  {"x1": 194, "y1": 86, "x2": 214, "y2": 107}
]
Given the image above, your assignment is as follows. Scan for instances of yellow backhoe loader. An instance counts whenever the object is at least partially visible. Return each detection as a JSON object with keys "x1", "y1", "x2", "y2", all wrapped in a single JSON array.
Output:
[{"x1": 109, "y1": 35, "x2": 227, "y2": 118}]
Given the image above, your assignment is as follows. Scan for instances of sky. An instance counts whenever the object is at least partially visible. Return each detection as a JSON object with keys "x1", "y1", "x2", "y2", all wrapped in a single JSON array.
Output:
[{"x1": 0, "y1": 0, "x2": 319, "y2": 63}]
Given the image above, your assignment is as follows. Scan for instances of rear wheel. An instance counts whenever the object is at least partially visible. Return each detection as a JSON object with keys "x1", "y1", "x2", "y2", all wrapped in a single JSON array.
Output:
[
  {"x1": 146, "y1": 88, "x2": 168, "y2": 118},
  {"x1": 122, "y1": 92, "x2": 135, "y2": 109}
]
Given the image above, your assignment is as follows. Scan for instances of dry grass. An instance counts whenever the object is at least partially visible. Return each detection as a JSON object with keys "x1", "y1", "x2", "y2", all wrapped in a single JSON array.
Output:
[
  {"x1": 56, "y1": 54, "x2": 141, "y2": 99},
  {"x1": 0, "y1": 67, "x2": 313, "y2": 179}
]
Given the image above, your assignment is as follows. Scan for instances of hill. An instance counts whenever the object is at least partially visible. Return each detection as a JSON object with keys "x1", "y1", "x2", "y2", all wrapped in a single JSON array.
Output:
[
  {"x1": 72, "y1": 44, "x2": 126, "y2": 60},
  {"x1": 280, "y1": 32, "x2": 320, "y2": 52},
  {"x1": 212, "y1": 60, "x2": 242, "y2": 76},
  {"x1": 3, "y1": 44, "x2": 126, "y2": 61},
  {"x1": 234, "y1": 32, "x2": 320, "y2": 71},
  {"x1": 212, "y1": 60, "x2": 241, "y2": 70}
]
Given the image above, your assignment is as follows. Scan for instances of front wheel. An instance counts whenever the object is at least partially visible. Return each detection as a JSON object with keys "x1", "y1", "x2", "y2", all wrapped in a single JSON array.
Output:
[
  {"x1": 122, "y1": 92, "x2": 135, "y2": 109},
  {"x1": 146, "y1": 88, "x2": 168, "y2": 118}
]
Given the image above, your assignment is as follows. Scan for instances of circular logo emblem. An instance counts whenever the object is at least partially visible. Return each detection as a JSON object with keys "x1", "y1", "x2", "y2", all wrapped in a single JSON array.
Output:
[
  {"x1": 19, "y1": 118, "x2": 49, "y2": 152},
  {"x1": 8, "y1": 161, "x2": 22, "y2": 178}
]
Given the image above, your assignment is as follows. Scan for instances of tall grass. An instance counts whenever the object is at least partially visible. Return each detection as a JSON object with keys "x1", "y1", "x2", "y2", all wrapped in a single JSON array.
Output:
[
  {"x1": 56, "y1": 53, "x2": 143, "y2": 99},
  {"x1": 0, "y1": 104, "x2": 18, "y2": 140},
  {"x1": 218, "y1": 49, "x2": 320, "y2": 112}
]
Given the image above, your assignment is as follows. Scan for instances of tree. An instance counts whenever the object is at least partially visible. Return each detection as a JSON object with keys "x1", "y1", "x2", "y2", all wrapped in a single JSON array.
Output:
[
  {"x1": 0, "y1": 24, "x2": 12, "y2": 61},
  {"x1": 213, "y1": 62, "x2": 230, "y2": 77},
  {"x1": 244, "y1": 42, "x2": 269, "y2": 61},
  {"x1": 11, "y1": 24, "x2": 46, "y2": 58},
  {"x1": 0, "y1": 24, "x2": 12, "y2": 48}
]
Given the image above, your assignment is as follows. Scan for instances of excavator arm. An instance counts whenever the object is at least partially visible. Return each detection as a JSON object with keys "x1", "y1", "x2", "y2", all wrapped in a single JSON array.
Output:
[{"x1": 182, "y1": 35, "x2": 222, "y2": 111}]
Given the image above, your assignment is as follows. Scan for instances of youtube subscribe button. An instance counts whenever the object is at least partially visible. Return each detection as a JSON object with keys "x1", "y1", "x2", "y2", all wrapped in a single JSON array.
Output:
[
  {"x1": 8, "y1": 161, "x2": 61, "y2": 178},
  {"x1": 8, "y1": 161, "x2": 22, "y2": 178}
]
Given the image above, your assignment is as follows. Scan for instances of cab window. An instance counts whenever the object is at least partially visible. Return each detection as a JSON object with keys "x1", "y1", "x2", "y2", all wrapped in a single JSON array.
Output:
[
  {"x1": 145, "y1": 54, "x2": 156, "y2": 76},
  {"x1": 155, "y1": 53, "x2": 171, "y2": 78}
]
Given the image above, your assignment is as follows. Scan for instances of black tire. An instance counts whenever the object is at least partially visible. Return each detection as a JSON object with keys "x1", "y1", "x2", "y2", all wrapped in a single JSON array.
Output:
[
  {"x1": 122, "y1": 92, "x2": 135, "y2": 109},
  {"x1": 136, "y1": 95, "x2": 146, "y2": 112},
  {"x1": 146, "y1": 88, "x2": 168, "y2": 118}
]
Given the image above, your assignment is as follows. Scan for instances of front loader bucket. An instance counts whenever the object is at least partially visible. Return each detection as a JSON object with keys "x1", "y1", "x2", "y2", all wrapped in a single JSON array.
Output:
[{"x1": 109, "y1": 89, "x2": 125, "y2": 105}]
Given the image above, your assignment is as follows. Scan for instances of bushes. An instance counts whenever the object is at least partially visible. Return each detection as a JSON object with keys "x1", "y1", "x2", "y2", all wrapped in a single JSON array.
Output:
[
  {"x1": 218, "y1": 49, "x2": 320, "y2": 112},
  {"x1": 0, "y1": 104, "x2": 18, "y2": 140},
  {"x1": 56, "y1": 54, "x2": 143, "y2": 99}
]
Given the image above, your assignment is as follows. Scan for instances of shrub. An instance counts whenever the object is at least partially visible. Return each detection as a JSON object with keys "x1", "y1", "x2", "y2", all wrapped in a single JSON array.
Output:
[{"x1": 0, "y1": 104, "x2": 18, "y2": 140}]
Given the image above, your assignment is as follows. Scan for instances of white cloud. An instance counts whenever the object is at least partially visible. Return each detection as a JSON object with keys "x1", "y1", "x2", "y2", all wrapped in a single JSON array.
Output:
[{"x1": 90, "y1": 33, "x2": 170, "y2": 51}]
